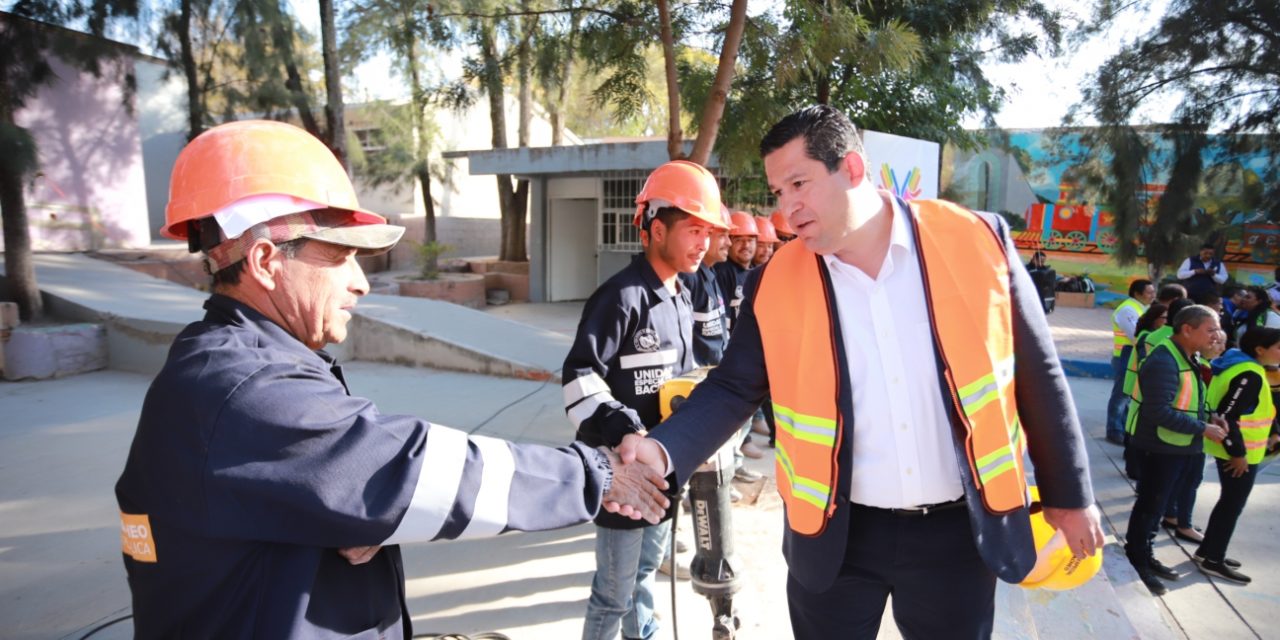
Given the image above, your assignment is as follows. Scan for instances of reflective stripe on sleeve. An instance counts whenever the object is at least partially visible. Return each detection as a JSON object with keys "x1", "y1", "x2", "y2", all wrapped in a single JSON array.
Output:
[
  {"x1": 382, "y1": 424, "x2": 469, "y2": 544},
  {"x1": 563, "y1": 373, "x2": 609, "y2": 408},
  {"x1": 619, "y1": 350, "x2": 678, "y2": 369},
  {"x1": 457, "y1": 435, "x2": 516, "y2": 538},
  {"x1": 692, "y1": 308, "x2": 721, "y2": 322},
  {"x1": 567, "y1": 394, "x2": 606, "y2": 428}
]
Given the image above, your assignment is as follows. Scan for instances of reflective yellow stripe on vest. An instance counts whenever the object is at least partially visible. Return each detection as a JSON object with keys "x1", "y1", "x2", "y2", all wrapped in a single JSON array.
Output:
[{"x1": 754, "y1": 200, "x2": 1029, "y2": 537}]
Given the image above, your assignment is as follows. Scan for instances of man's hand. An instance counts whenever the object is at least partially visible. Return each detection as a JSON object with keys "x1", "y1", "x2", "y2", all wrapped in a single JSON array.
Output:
[
  {"x1": 1226, "y1": 456, "x2": 1249, "y2": 478},
  {"x1": 599, "y1": 447, "x2": 670, "y2": 524},
  {"x1": 1203, "y1": 421, "x2": 1228, "y2": 443},
  {"x1": 616, "y1": 432, "x2": 670, "y2": 475},
  {"x1": 338, "y1": 545, "x2": 380, "y2": 565},
  {"x1": 1041, "y1": 505, "x2": 1105, "y2": 559}
]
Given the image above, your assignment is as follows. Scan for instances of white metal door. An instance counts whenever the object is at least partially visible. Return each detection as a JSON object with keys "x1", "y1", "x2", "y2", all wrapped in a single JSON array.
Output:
[{"x1": 548, "y1": 198, "x2": 598, "y2": 301}]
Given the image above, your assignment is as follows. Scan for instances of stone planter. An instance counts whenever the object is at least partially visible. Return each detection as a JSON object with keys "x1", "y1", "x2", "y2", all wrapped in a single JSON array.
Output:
[{"x1": 397, "y1": 273, "x2": 486, "y2": 309}]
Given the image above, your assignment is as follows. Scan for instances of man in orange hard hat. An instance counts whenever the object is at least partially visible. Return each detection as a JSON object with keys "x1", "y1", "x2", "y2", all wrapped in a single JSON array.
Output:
[
  {"x1": 614, "y1": 105, "x2": 1102, "y2": 639},
  {"x1": 752, "y1": 215, "x2": 779, "y2": 267},
  {"x1": 770, "y1": 209, "x2": 796, "y2": 243},
  {"x1": 115, "y1": 120, "x2": 670, "y2": 639},
  {"x1": 562, "y1": 159, "x2": 728, "y2": 640}
]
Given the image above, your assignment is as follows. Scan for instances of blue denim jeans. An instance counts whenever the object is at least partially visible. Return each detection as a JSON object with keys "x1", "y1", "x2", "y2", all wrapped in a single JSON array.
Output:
[
  {"x1": 582, "y1": 521, "x2": 671, "y2": 640},
  {"x1": 1106, "y1": 346, "x2": 1133, "y2": 440}
]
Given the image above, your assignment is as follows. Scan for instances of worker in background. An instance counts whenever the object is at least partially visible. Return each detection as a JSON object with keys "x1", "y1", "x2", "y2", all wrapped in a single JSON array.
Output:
[
  {"x1": 1124, "y1": 305, "x2": 1228, "y2": 596},
  {"x1": 770, "y1": 209, "x2": 796, "y2": 244},
  {"x1": 616, "y1": 105, "x2": 1102, "y2": 639},
  {"x1": 752, "y1": 215, "x2": 779, "y2": 267},
  {"x1": 1126, "y1": 298, "x2": 1192, "y2": 481},
  {"x1": 1107, "y1": 279, "x2": 1156, "y2": 445},
  {"x1": 1177, "y1": 243, "x2": 1228, "y2": 300},
  {"x1": 562, "y1": 159, "x2": 729, "y2": 640},
  {"x1": 715, "y1": 211, "x2": 766, "y2": 461},
  {"x1": 115, "y1": 120, "x2": 670, "y2": 639},
  {"x1": 1235, "y1": 285, "x2": 1280, "y2": 342},
  {"x1": 681, "y1": 207, "x2": 732, "y2": 368},
  {"x1": 1196, "y1": 326, "x2": 1280, "y2": 585}
]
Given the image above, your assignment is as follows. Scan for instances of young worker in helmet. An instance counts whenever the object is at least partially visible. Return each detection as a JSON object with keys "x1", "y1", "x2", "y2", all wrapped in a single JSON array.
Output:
[
  {"x1": 752, "y1": 215, "x2": 779, "y2": 267},
  {"x1": 714, "y1": 211, "x2": 766, "y2": 460},
  {"x1": 615, "y1": 105, "x2": 1102, "y2": 639},
  {"x1": 114, "y1": 120, "x2": 670, "y2": 639},
  {"x1": 562, "y1": 160, "x2": 729, "y2": 640},
  {"x1": 1193, "y1": 326, "x2": 1280, "y2": 584},
  {"x1": 680, "y1": 205, "x2": 732, "y2": 368},
  {"x1": 1124, "y1": 305, "x2": 1229, "y2": 595}
]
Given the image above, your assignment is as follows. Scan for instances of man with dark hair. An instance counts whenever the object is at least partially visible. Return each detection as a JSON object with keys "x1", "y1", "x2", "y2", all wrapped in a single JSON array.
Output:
[
  {"x1": 1108, "y1": 279, "x2": 1156, "y2": 444},
  {"x1": 116, "y1": 121, "x2": 670, "y2": 639},
  {"x1": 614, "y1": 105, "x2": 1101, "y2": 639},
  {"x1": 1158, "y1": 282, "x2": 1188, "y2": 305},
  {"x1": 1125, "y1": 304, "x2": 1228, "y2": 595},
  {"x1": 1178, "y1": 243, "x2": 1228, "y2": 299},
  {"x1": 563, "y1": 160, "x2": 729, "y2": 640}
]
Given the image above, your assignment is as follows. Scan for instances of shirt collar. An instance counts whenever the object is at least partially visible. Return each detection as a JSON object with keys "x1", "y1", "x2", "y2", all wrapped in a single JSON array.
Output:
[
  {"x1": 632, "y1": 253, "x2": 675, "y2": 301},
  {"x1": 822, "y1": 195, "x2": 914, "y2": 273}
]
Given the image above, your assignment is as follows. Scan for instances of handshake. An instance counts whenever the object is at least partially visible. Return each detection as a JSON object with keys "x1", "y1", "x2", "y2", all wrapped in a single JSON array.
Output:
[{"x1": 598, "y1": 433, "x2": 674, "y2": 525}]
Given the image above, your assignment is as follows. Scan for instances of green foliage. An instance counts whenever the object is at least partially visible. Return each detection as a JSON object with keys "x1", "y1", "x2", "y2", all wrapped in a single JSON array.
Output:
[
  {"x1": 1073, "y1": 0, "x2": 1280, "y2": 251},
  {"x1": 413, "y1": 240, "x2": 453, "y2": 279}
]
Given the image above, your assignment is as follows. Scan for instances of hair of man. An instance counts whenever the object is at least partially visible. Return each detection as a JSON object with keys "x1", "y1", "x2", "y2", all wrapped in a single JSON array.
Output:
[
  {"x1": 759, "y1": 104, "x2": 865, "y2": 171},
  {"x1": 211, "y1": 238, "x2": 310, "y2": 290},
  {"x1": 1171, "y1": 304, "x2": 1217, "y2": 335},
  {"x1": 1158, "y1": 283, "x2": 1188, "y2": 304},
  {"x1": 1128, "y1": 279, "x2": 1154, "y2": 298}
]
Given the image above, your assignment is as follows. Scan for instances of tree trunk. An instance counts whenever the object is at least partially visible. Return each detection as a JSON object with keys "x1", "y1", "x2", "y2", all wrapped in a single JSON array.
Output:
[
  {"x1": 270, "y1": 19, "x2": 321, "y2": 137},
  {"x1": 320, "y1": 0, "x2": 348, "y2": 171},
  {"x1": 178, "y1": 0, "x2": 204, "y2": 140},
  {"x1": 480, "y1": 24, "x2": 528, "y2": 262},
  {"x1": 517, "y1": 2, "x2": 535, "y2": 148},
  {"x1": 417, "y1": 165, "x2": 438, "y2": 276},
  {"x1": 688, "y1": 0, "x2": 747, "y2": 166},
  {"x1": 656, "y1": 0, "x2": 683, "y2": 160},
  {"x1": 0, "y1": 148, "x2": 42, "y2": 322},
  {"x1": 549, "y1": 7, "x2": 581, "y2": 146}
]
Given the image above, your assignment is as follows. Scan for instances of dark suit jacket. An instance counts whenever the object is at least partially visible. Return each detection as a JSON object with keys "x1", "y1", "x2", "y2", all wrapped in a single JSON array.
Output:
[{"x1": 650, "y1": 199, "x2": 1094, "y2": 592}]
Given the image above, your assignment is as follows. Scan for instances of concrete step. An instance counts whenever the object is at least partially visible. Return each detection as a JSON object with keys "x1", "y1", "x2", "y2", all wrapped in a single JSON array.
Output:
[{"x1": 6, "y1": 254, "x2": 569, "y2": 381}]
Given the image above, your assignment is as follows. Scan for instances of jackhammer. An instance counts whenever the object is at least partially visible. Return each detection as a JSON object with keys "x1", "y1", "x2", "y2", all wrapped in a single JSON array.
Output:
[{"x1": 659, "y1": 368, "x2": 743, "y2": 640}]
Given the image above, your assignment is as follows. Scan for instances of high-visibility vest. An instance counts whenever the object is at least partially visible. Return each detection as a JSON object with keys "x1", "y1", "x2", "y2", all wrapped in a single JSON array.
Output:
[
  {"x1": 1133, "y1": 341, "x2": 1204, "y2": 448},
  {"x1": 1205, "y1": 360, "x2": 1275, "y2": 464},
  {"x1": 1124, "y1": 326, "x2": 1174, "y2": 436},
  {"x1": 754, "y1": 200, "x2": 1028, "y2": 536},
  {"x1": 1111, "y1": 298, "x2": 1146, "y2": 358}
]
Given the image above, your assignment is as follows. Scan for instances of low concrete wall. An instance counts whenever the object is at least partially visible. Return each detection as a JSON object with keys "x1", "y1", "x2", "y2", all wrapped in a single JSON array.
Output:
[{"x1": 386, "y1": 215, "x2": 511, "y2": 271}]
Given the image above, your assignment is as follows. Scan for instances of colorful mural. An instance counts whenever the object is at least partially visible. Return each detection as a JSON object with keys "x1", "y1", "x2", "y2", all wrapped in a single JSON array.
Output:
[
  {"x1": 879, "y1": 165, "x2": 924, "y2": 200},
  {"x1": 946, "y1": 130, "x2": 1277, "y2": 264}
]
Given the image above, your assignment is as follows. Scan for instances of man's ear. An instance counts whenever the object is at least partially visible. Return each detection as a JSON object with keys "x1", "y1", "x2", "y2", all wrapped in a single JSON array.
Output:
[
  {"x1": 243, "y1": 239, "x2": 282, "y2": 291},
  {"x1": 842, "y1": 151, "x2": 867, "y2": 187}
]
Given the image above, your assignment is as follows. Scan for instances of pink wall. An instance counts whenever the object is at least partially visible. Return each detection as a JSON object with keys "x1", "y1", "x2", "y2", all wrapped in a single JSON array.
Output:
[{"x1": 2, "y1": 53, "x2": 150, "y2": 251}]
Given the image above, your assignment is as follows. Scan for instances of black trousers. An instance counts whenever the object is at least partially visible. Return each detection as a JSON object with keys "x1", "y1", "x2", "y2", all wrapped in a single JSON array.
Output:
[
  {"x1": 1124, "y1": 450, "x2": 1199, "y2": 564},
  {"x1": 787, "y1": 503, "x2": 995, "y2": 640},
  {"x1": 1196, "y1": 458, "x2": 1260, "y2": 562}
]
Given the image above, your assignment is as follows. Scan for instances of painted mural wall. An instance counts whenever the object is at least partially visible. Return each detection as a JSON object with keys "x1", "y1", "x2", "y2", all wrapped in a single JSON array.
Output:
[{"x1": 944, "y1": 129, "x2": 1277, "y2": 268}]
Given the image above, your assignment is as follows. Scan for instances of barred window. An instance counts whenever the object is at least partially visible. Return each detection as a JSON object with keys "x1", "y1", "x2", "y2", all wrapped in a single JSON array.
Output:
[{"x1": 600, "y1": 174, "x2": 646, "y2": 252}]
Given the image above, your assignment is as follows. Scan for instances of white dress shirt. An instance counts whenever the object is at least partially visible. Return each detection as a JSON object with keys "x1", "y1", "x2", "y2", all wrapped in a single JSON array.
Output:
[
  {"x1": 822, "y1": 199, "x2": 965, "y2": 508},
  {"x1": 1176, "y1": 257, "x2": 1228, "y2": 284}
]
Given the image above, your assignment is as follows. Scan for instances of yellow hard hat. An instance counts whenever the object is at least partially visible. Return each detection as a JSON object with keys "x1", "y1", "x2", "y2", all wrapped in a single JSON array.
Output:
[{"x1": 1020, "y1": 486, "x2": 1102, "y2": 590}]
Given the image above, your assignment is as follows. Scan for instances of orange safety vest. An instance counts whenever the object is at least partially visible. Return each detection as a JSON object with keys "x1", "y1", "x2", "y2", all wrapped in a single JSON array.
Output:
[{"x1": 755, "y1": 200, "x2": 1029, "y2": 536}]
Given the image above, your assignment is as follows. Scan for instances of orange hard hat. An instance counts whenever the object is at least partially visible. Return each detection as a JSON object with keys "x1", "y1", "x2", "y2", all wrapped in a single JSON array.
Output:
[
  {"x1": 754, "y1": 216, "x2": 779, "y2": 243},
  {"x1": 633, "y1": 160, "x2": 729, "y2": 230},
  {"x1": 770, "y1": 210, "x2": 795, "y2": 236},
  {"x1": 162, "y1": 120, "x2": 384, "y2": 240},
  {"x1": 729, "y1": 211, "x2": 758, "y2": 237}
]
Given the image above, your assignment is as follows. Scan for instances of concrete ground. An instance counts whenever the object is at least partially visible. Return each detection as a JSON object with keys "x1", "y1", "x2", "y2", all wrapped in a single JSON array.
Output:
[{"x1": 3, "y1": 297, "x2": 1274, "y2": 640}]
